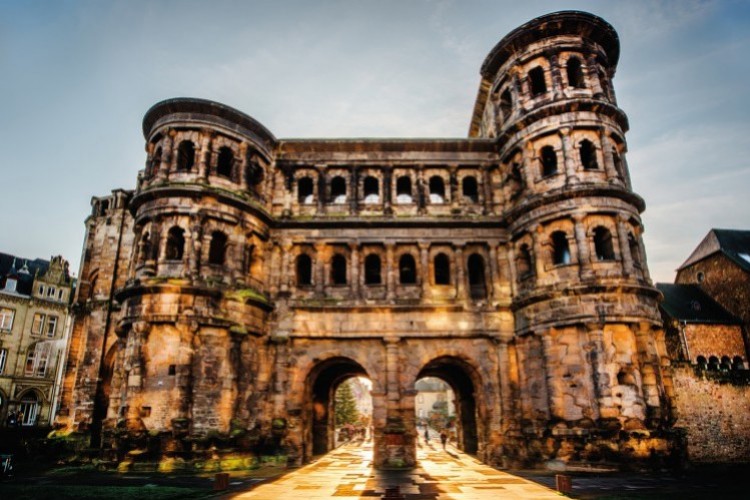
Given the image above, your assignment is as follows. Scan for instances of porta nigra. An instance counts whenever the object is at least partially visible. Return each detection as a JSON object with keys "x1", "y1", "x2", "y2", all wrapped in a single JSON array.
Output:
[{"x1": 56, "y1": 11, "x2": 681, "y2": 469}]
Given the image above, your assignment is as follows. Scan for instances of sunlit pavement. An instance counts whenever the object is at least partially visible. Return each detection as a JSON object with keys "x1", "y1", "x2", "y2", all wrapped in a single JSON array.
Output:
[{"x1": 230, "y1": 436, "x2": 562, "y2": 499}]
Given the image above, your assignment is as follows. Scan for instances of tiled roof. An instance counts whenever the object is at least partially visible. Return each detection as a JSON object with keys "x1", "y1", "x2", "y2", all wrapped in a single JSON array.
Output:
[
  {"x1": 678, "y1": 229, "x2": 750, "y2": 273},
  {"x1": 657, "y1": 283, "x2": 740, "y2": 324}
]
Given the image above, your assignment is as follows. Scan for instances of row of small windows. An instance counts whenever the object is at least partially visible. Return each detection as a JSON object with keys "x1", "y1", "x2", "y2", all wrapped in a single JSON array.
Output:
[
  {"x1": 157, "y1": 227, "x2": 228, "y2": 265},
  {"x1": 295, "y1": 252, "x2": 487, "y2": 297},
  {"x1": 528, "y1": 57, "x2": 587, "y2": 98},
  {"x1": 696, "y1": 355, "x2": 746, "y2": 371},
  {"x1": 296, "y1": 174, "x2": 480, "y2": 205},
  {"x1": 0, "y1": 345, "x2": 52, "y2": 378},
  {"x1": 516, "y1": 227, "x2": 637, "y2": 277},
  {"x1": 538, "y1": 140, "x2": 604, "y2": 177}
]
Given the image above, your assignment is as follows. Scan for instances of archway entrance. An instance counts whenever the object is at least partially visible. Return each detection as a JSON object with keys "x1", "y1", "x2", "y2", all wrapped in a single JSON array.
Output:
[
  {"x1": 306, "y1": 357, "x2": 371, "y2": 457},
  {"x1": 416, "y1": 357, "x2": 479, "y2": 454}
]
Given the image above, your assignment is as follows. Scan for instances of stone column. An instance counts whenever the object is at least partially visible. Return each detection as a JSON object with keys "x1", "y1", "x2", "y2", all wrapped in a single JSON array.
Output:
[
  {"x1": 189, "y1": 219, "x2": 202, "y2": 279},
  {"x1": 198, "y1": 132, "x2": 211, "y2": 181},
  {"x1": 173, "y1": 320, "x2": 197, "y2": 430},
  {"x1": 560, "y1": 128, "x2": 578, "y2": 185},
  {"x1": 124, "y1": 321, "x2": 150, "y2": 426},
  {"x1": 419, "y1": 242, "x2": 430, "y2": 301},
  {"x1": 157, "y1": 132, "x2": 173, "y2": 181},
  {"x1": 383, "y1": 166, "x2": 393, "y2": 215},
  {"x1": 449, "y1": 166, "x2": 459, "y2": 210},
  {"x1": 280, "y1": 241, "x2": 293, "y2": 293},
  {"x1": 349, "y1": 242, "x2": 360, "y2": 300},
  {"x1": 269, "y1": 243, "x2": 281, "y2": 297},
  {"x1": 385, "y1": 242, "x2": 395, "y2": 301},
  {"x1": 599, "y1": 129, "x2": 620, "y2": 183},
  {"x1": 573, "y1": 214, "x2": 592, "y2": 279},
  {"x1": 530, "y1": 225, "x2": 546, "y2": 285},
  {"x1": 384, "y1": 338, "x2": 401, "y2": 412},
  {"x1": 349, "y1": 166, "x2": 358, "y2": 215},
  {"x1": 586, "y1": 54, "x2": 605, "y2": 98},
  {"x1": 636, "y1": 233, "x2": 651, "y2": 282},
  {"x1": 239, "y1": 143, "x2": 249, "y2": 191},
  {"x1": 496, "y1": 336, "x2": 516, "y2": 434},
  {"x1": 481, "y1": 165, "x2": 493, "y2": 215},
  {"x1": 549, "y1": 53, "x2": 563, "y2": 99},
  {"x1": 416, "y1": 166, "x2": 426, "y2": 215},
  {"x1": 540, "y1": 332, "x2": 564, "y2": 421},
  {"x1": 635, "y1": 322, "x2": 662, "y2": 421},
  {"x1": 521, "y1": 142, "x2": 536, "y2": 188},
  {"x1": 488, "y1": 243, "x2": 502, "y2": 300},
  {"x1": 585, "y1": 324, "x2": 608, "y2": 420},
  {"x1": 616, "y1": 216, "x2": 634, "y2": 277},
  {"x1": 314, "y1": 242, "x2": 325, "y2": 297},
  {"x1": 454, "y1": 244, "x2": 467, "y2": 301},
  {"x1": 316, "y1": 166, "x2": 326, "y2": 215}
]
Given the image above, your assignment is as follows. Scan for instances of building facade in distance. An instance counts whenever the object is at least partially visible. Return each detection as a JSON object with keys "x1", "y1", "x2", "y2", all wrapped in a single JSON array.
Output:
[
  {"x1": 0, "y1": 254, "x2": 73, "y2": 427},
  {"x1": 57, "y1": 11, "x2": 681, "y2": 469}
]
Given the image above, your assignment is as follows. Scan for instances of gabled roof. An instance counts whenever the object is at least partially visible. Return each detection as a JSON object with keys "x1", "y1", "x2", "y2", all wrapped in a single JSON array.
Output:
[
  {"x1": 657, "y1": 283, "x2": 740, "y2": 325},
  {"x1": 0, "y1": 253, "x2": 50, "y2": 296},
  {"x1": 678, "y1": 229, "x2": 750, "y2": 273}
]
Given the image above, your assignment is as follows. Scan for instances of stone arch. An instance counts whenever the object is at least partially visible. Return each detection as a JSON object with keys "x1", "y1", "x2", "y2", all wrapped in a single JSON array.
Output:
[{"x1": 91, "y1": 341, "x2": 120, "y2": 446}]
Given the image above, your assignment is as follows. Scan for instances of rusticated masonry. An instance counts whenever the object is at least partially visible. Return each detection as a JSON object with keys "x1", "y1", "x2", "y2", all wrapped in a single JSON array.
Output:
[{"x1": 57, "y1": 11, "x2": 682, "y2": 470}]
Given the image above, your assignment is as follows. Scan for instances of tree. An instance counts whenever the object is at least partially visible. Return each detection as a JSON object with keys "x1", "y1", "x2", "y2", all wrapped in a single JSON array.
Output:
[{"x1": 335, "y1": 379, "x2": 360, "y2": 426}]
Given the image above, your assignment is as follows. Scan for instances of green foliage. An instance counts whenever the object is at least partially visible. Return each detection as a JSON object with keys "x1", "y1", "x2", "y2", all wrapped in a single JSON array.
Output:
[{"x1": 334, "y1": 379, "x2": 360, "y2": 426}]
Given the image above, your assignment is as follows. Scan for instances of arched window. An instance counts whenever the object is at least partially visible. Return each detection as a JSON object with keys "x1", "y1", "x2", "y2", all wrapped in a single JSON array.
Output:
[
  {"x1": 298, "y1": 177, "x2": 314, "y2": 204},
  {"x1": 150, "y1": 147, "x2": 162, "y2": 176},
  {"x1": 551, "y1": 231, "x2": 571, "y2": 265},
  {"x1": 165, "y1": 226, "x2": 185, "y2": 260},
  {"x1": 467, "y1": 253, "x2": 487, "y2": 299},
  {"x1": 434, "y1": 253, "x2": 451, "y2": 285},
  {"x1": 462, "y1": 176, "x2": 479, "y2": 203},
  {"x1": 613, "y1": 150, "x2": 624, "y2": 178},
  {"x1": 566, "y1": 57, "x2": 585, "y2": 88},
  {"x1": 708, "y1": 356, "x2": 720, "y2": 371},
  {"x1": 217, "y1": 147, "x2": 234, "y2": 178},
  {"x1": 18, "y1": 392, "x2": 39, "y2": 426},
  {"x1": 593, "y1": 227, "x2": 615, "y2": 261},
  {"x1": 396, "y1": 176, "x2": 412, "y2": 203},
  {"x1": 330, "y1": 176, "x2": 347, "y2": 204},
  {"x1": 364, "y1": 254, "x2": 382, "y2": 285},
  {"x1": 331, "y1": 254, "x2": 347, "y2": 285},
  {"x1": 176, "y1": 140, "x2": 195, "y2": 171},
  {"x1": 363, "y1": 176, "x2": 380, "y2": 203},
  {"x1": 720, "y1": 356, "x2": 732, "y2": 371},
  {"x1": 399, "y1": 254, "x2": 417, "y2": 284},
  {"x1": 296, "y1": 254, "x2": 312, "y2": 286},
  {"x1": 541, "y1": 146, "x2": 557, "y2": 177},
  {"x1": 732, "y1": 356, "x2": 745, "y2": 370},
  {"x1": 500, "y1": 89, "x2": 512, "y2": 118},
  {"x1": 208, "y1": 231, "x2": 227, "y2": 265},
  {"x1": 528, "y1": 66, "x2": 547, "y2": 96},
  {"x1": 579, "y1": 140, "x2": 598, "y2": 170},
  {"x1": 138, "y1": 231, "x2": 152, "y2": 264},
  {"x1": 517, "y1": 244, "x2": 533, "y2": 278},
  {"x1": 429, "y1": 176, "x2": 445, "y2": 203},
  {"x1": 628, "y1": 233, "x2": 641, "y2": 267},
  {"x1": 696, "y1": 355, "x2": 707, "y2": 369}
]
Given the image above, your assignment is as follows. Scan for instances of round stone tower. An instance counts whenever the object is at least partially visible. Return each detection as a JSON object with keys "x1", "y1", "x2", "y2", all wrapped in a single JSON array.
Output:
[
  {"x1": 108, "y1": 99, "x2": 276, "y2": 451},
  {"x1": 470, "y1": 12, "x2": 677, "y2": 466}
]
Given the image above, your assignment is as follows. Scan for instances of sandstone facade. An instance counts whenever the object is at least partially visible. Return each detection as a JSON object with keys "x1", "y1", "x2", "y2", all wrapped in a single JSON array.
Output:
[{"x1": 57, "y1": 11, "x2": 680, "y2": 469}]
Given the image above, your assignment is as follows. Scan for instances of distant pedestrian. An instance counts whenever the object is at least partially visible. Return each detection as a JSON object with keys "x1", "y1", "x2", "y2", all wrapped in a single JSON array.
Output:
[
  {"x1": 16, "y1": 412, "x2": 24, "y2": 428},
  {"x1": 440, "y1": 431, "x2": 448, "y2": 450},
  {"x1": 424, "y1": 428, "x2": 429, "y2": 441}
]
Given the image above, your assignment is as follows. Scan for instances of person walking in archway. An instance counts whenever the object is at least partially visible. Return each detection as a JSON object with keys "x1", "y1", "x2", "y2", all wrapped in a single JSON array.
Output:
[
  {"x1": 424, "y1": 427, "x2": 429, "y2": 442},
  {"x1": 440, "y1": 430, "x2": 448, "y2": 450}
]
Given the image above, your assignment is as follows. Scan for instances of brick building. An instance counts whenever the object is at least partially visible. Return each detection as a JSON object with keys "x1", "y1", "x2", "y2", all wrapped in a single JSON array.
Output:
[{"x1": 56, "y1": 11, "x2": 681, "y2": 469}]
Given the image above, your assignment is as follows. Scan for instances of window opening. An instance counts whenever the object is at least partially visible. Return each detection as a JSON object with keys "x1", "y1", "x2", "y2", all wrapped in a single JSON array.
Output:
[
  {"x1": 331, "y1": 176, "x2": 347, "y2": 204},
  {"x1": 566, "y1": 57, "x2": 585, "y2": 88},
  {"x1": 529, "y1": 66, "x2": 547, "y2": 96},
  {"x1": 364, "y1": 254, "x2": 382, "y2": 285},
  {"x1": 19, "y1": 392, "x2": 39, "y2": 426},
  {"x1": 733, "y1": 356, "x2": 745, "y2": 370},
  {"x1": 593, "y1": 227, "x2": 615, "y2": 261},
  {"x1": 45, "y1": 316, "x2": 57, "y2": 337},
  {"x1": 176, "y1": 141, "x2": 195, "y2": 171},
  {"x1": 462, "y1": 176, "x2": 479, "y2": 203},
  {"x1": 429, "y1": 176, "x2": 445, "y2": 203},
  {"x1": 0, "y1": 308, "x2": 14, "y2": 331},
  {"x1": 25, "y1": 343, "x2": 51, "y2": 377},
  {"x1": 396, "y1": 176, "x2": 412, "y2": 203},
  {"x1": 433, "y1": 253, "x2": 450, "y2": 285},
  {"x1": 467, "y1": 254, "x2": 487, "y2": 299},
  {"x1": 31, "y1": 313, "x2": 45, "y2": 335},
  {"x1": 363, "y1": 176, "x2": 380, "y2": 204},
  {"x1": 298, "y1": 177, "x2": 314, "y2": 204},
  {"x1": 151, "y1": 147, "x2": 162, "y2": 176},
  {"x1": 541, "y1": 146, "x2": 558, "y2": 177},
  {"x1": 399, "y1": 254, "x2": 417, "y2": 284},
  {"x1": 551, "y1": 231, "x2": 571, "y2": 265},
  {"x1": 208, "y1": 231, "x2": 227, "y2": 265},
  {"x1": 628, "y1": 233, "x2": 641, "y2": 267},
  {"x1": 165, "y1": 226, "x2": 186, "y2": 261},
  {"x1": 331, "y1": 254, "x2": 347, "y2": 285},
  {"x1": 217, "y1": 147, "x2": 234, "y2": 178},
  {"x1": 500, "y1": 89, "x2": 512, "y2": 119},
  {"x1": 296, "y1": 254, "x2": 312, "y2": 286},
  {"x1": 579, "y1": 140, "x2": 598, "y2": 170},
  {"x1": 0, "y1": 348, "x2": 7, "y2": 374}
]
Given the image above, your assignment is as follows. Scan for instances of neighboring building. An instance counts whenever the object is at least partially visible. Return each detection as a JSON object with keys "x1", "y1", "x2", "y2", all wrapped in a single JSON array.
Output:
[
  {"x1": 58, "y1": 11, "x2": 680, "y2": 469},
  {"x1": 675, "y1": 229, "x2": 750, "y2": 358},
  {"x1": 415, "y1": 377, "x2": 455, "y2": 423},
  {"x1": 0, "y1": 254, "x2": 73, "y2": 427}
]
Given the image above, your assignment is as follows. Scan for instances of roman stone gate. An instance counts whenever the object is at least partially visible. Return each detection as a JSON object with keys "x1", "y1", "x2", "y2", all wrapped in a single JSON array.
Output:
[{"x1": 56, "y1": 11, "x2": 682, "y2": 469}]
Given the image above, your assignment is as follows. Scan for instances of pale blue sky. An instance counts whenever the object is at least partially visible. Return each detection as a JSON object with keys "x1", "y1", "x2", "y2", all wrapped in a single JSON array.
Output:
[{"x1": 1, "y1": 0, "x2": 748, "y2": 283}]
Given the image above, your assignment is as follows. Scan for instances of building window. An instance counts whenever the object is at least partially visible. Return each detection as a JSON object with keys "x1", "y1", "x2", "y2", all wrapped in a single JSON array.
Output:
[
  {"x1": 528, "y1": 66, "x2": 547, "y2": 96},
  {"x1": 541, "y1": 146, "x2": 557, "y2": 177},
  {"x1": 331, "y1": 254, "x2": 347, "y2": 285},
  {"x1": 57, "y1": 289, "x2": 63, "y2": 301},
  {"x1": 500, "y1": 89, "x2": 512, "y2": 119},
  {"x1": 697, "y1": 271, "x2": 705, "y2": 283},
  {"x1": 363, "y1": 176, "x2": 380, "y2": 203},
  {"x1": 364, "y1": 254, "x2": 382, "y2": 285},
  {"x1": 38, "y1": 285, "x2": 45, "y2": 296},
  {"x1": 433, "y1": 253, "x2": 451, "y2": 285},
  {"x1": 165, "y1": 226, "x2": 186, "y2": 261},
  {"x1": 296, "y1": 254, "x2": 312, "y2": 286},
  {"x1": 467, "y1": 253, "x2": 487, "y2": 299},
  {"x1": 732, "y1": 356, "x2": 745, "y2": 370},
  {"x1": 4, "y1": 278, "x2": 17, "y2": 292},
  {"x1": 217, "y1": 147, "x2": 234, "y2": 178},
  {"x1": 396, "y1": 176, "x2": 412, "y2": 203},
  {"x1": 429, "y1": 176, "x2": 445, "y2": 203},
  {"x1": 517, "y1": 244, "x2": 533, "y2": 278},
  {"x1": 593, "y1": 227, "x2": 615, "y2": 261},
  {"x1": 0, "y1": 348, "x2": 7, "y2": 374},
  {"x1": 399, "y1": 254, "x2": 417, "y2": 284},
  {"x1": 330, "y1": 176, "x2": 347, "y2": 204},
  {"x1": 612, "y1": 150, "x2": 624, "y2": 178},
  {"x1": 176, "y1": 140, "x2": 195, "y2": 171},
  {"x1": 298, "y1": 177, "x2": 314, "y2": 204},
  {"x1": 0, "y1": 308, "x2": 14, "y2": 332},
  {"x1": 462, "y1": 176, "x2": 479, "y2": 203},
  {"x1": 31, "y1": 313, "x2": 46, "y2": 336},
  {"x1": 19, "y1": 393, "x2": 39, "y2": 426},
  {"x1": 45, "y1": 316, "x2": 58, "y2": 337},
  {"x1": 150, "y1": 147, "x2": 162, "y2": 176},
  {"x1": 25, "y1": 343, "x2": 51, "y2": 378},
  {"x1": 566, "y1": 57, "x2": 585, "y2": 88},
  {"x1": 208, "y1": 231, "x2": 228, "y2": 265},
  {"x1": 46, "y1": 286, "x2": 55, "y2": 298},
  {"x1": 168, "y1": 364, "x2": 177, "y2": 376},
  {"x1": 628, "y1": 233, "x2": 641, "y2": 267},
  {"x1": 579, "y1": 140, "x2": 598, "y2": 170},
  {"x1": 551, "y1": 231, "x2": 571, "y2": 265}
]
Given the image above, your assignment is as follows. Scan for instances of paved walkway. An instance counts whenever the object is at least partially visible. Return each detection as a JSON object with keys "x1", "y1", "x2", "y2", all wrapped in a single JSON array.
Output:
[{"x1": 231, "y1": 436, "x2": 562, "y2": 499}]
